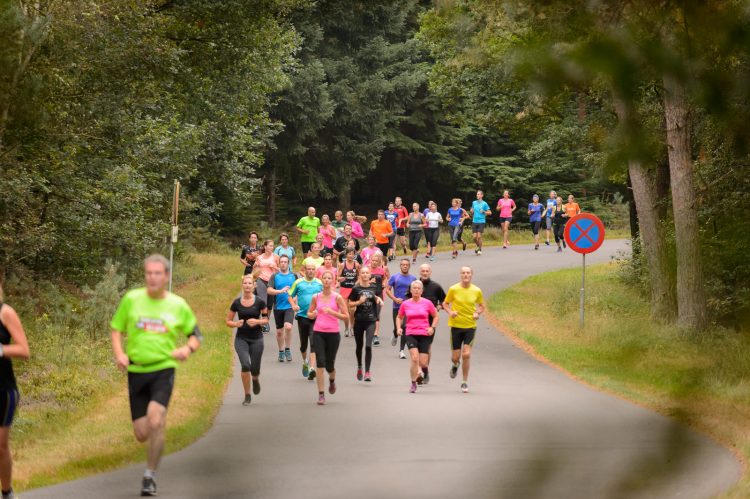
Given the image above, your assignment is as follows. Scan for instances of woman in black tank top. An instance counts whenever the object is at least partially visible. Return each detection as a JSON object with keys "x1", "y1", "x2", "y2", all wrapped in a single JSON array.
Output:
[{"x1": 0, "y1": 284, "x2": 31, "y2": 499}]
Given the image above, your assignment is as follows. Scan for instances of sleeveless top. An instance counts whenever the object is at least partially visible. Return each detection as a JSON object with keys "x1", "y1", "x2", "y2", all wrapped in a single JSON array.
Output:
[
  {"x1": 370, "y1": 267, "x2": 386, "y2": 298},
  {"x1": 340, "y1": 260, "x2": 358, "y2": 289},
  {"x1": 0, "y1": 304, "x2": 16, "y2": 391},
  {"x1": 408, "y1": 212, "x2": 423, "y2": 231},
  {"x1": 313, "y1": 292, "x2": 341, "y2": 333}
]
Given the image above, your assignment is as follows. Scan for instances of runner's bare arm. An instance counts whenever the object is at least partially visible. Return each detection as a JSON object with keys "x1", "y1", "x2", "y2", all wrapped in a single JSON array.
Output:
[
  {"x1": 225, "y1": 310, "x2": 244, "y2": 328},
  {"x1": 110, "y1": 330, "x2": 129, "y2": 370},
  {"x1": 0, "y1": 305, "x2": 29, "y2": 359}
]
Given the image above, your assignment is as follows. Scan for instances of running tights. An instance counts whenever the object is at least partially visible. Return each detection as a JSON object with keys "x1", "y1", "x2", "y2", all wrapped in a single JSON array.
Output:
[
  {"x1": 554, "y1": 220, "x2": 566, "y2": 244},
  {"x1": 234, "y1": 336, "x2": 263, "y2": 376},
  {"x1": 408, "y1": 230, "x2": 422, "y2": 251},
  {"x1": 353, "y1": 320, "x2": 376, "y2": 371}
]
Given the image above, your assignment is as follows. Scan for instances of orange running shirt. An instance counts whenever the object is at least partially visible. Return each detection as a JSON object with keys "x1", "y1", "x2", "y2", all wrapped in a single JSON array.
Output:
[
  {"x1": 564, "y1": 202, "x2": 580, "y2": 218},
  {"x1": 370, "y1": 219, "x2": 393, "y2": 244}
]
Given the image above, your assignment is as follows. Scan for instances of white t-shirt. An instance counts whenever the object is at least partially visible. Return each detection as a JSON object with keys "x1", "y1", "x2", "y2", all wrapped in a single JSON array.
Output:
[{"x1": 425, "y1": 212, "x2": 443, "y2": 229}]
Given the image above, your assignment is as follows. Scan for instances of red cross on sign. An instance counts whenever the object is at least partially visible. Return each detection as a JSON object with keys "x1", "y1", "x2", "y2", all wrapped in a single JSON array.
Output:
[{"x1": 564, "y1": 213, "x2": 605, "y2": 254}]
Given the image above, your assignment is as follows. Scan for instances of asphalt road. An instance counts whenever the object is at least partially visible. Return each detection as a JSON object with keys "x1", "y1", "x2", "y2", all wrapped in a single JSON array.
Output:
[{"x1": 25, "y1": 239, "x2": 742, "y2": 498}]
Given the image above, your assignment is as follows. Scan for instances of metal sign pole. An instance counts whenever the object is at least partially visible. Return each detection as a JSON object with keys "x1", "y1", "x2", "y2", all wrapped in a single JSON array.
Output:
[
  {"x1": 580, "y1": 253, "x2": 586, "y2": 330},
  {"x1": 169, "y1": 180, "x2": 180, "y2": 292}
]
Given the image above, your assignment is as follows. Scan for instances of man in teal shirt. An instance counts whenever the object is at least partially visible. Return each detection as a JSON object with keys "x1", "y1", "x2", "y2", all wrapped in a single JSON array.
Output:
[
  {"x1": 296, "y1": 206, "x2": 321, "y2": 255},
  {"x1": 470, "y1": 190, "x2": 491, "y2": 255},
  {"x1": 110, "y1": 254, "x2": 201, "y2": 497}
]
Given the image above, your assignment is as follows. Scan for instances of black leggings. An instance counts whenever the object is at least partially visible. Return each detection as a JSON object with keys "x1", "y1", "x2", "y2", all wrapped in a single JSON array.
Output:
[
  {"x1": 408, "y1": 230, "x2": 422, "y2": 251},
  {"x1": 298, "y1": 316, "x2": 314, "y2": 354},
  {"x1": 354, "y1": 320, "x2": 376, "y2": 371},
  {"x1": 234, "y1": 335, "x2": 264, "y2": 376},
  {"x1": 393, "y1": 308, "x2": 407, "y2": 350},
  {"x1": 313, "y1": 332, "x2": 341, "y2": 372},
  {"x1": 425, "y1": 228, "x2": 439, "y2": 249},
  {"x1": 554, "y1": 219, "x2": 566, "y2": 244},
  {"x1": 530, "y1": 221, "x2": 541, "y2": 235}
]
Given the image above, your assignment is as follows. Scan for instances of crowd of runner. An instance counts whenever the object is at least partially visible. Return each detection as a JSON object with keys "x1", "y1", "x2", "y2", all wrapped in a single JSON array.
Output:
[{"x1": 0, "y1": 190, "x2": 584, "y2": 498}]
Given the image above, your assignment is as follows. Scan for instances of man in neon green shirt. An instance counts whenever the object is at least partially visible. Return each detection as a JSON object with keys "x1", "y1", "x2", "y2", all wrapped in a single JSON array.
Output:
[
  {"x1": 110, "y1": 254, "x2": 202, "y2": 497},
  {"x1": 296, "y1": 206, "x2": 321, "y2": 255},
  {"x1": 443, "y1": 266, "x2": 485, "y2": 394}
]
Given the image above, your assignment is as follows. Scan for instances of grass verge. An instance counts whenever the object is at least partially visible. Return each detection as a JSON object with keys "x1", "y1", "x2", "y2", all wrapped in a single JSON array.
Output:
[
  {"x1": 486, "y1": 262, "x2": 749, "y2": 498},
  {"x1": 15, "y1": 252, "x2": 238, "y2": 491}
]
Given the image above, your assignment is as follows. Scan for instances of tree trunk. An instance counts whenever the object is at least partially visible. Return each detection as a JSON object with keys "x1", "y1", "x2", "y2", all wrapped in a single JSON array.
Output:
[
  {"x1": 625, "y1": 173, "x2": 639, "y2": 239},
  {"x1": 662, "y1": 74, "x2": 707, "y2": 330},
  {"x1": 613, "y1": 96, "x2": 676, "y2": 321},
  {"x1": 338, "y1": 182, "x2": 351, "y2": 213},
  {"x1": 267, "y1": 164, "x2": 277, "y2": 227}
]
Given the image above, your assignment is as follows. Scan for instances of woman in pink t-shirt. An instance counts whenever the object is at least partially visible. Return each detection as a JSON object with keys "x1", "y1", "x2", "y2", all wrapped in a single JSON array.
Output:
[
  {"x1": 319, "y1": 214, "x2": 337, "y2": 252},
  {"x1": 253, "y1": 239, "x2": 280, "y2": 316},
  {"x1": 396, "y1": 280, "x2": 439, "y2": 394},
  {"x1": 346, "y1": 211, "x2": 366, "y2": 239},
  {"x1": 307, "y1": 269, "x2": 348, "y2": 405},
  {"x1": 496, "y1": 190, "x2": 516, "y2": 249}
]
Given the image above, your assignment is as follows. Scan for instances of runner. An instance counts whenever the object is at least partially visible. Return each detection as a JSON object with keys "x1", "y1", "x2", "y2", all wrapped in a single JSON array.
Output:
[
  {"x1": 274, "y1": 233, "x2": 297, "y2": 270},
  {"x1": 337, "y1": 238, "x2": 362, "y2": 265},
  {"x1": 394, "y1": 196, "x2": 410, "y2": 255},
  {"x1": 347, "y1": 266, "x2": 383, "y2": 382},
  {"x1": 360, "y1": 235, "x2": 380, "y2": 267},
  {"x1": 0, "y1": 283, "x2": 30, "y2": 499},
  {"x1": 289, "y1": 263, "x2": 323, "y2": 380},
  {"x1": 240, "y1": 231, "x2": 260, "y2": 275},
  {"x1": 496, "y1": 190, "x2": 516, "y2": 249},
  {"x1": 422, "y1": 201, "x2": 435, "y2": 258},
  {"x1": 544, "y1": 190, "x2": 557, "y2": 246},
  {"x1": 527, "y1": 194, "x2": 544, "y2": 250},
  {"x1": 225, "y1": 275, "x2": 268, "y2": 405},
  {"x1": 301, "y1": 243, "x2": 324, "y2": 271},
  {"x1": 319, "y1": 214, "x2": 337, "y2": 256},
  {"x1": 470, "y1": 190, "x2": 491, "y2": 255},
  {"x1": 552, "y1": 196, "x2": 567, "y2": 252},
  {"x1": 396, "y1": 280, "x2": 439, "y2": 394},
  {"x1": 110, "y1": 254, "x2": 202, "y2": 496},
  {"x1": 446, "y1": 198, "x2": 468, "y2": 259},
  {"x1": 253, "y1": 239, "x2": 280, "y2": 332},
  {"x1": 333, "y1": 224, "x2": 361, "y2": 260},
  {"x1": 346, "y1": 210, "x2": 366, "y2": 240},
  {"x1": 407, "y1": 203, "x2": 426, "y2": 263},
  {"x1": 332, "y1": 210, "x2": 347, "y2": 240},
  {"x1": 337, "y1": 248, "x2": 360, "y2": 337},
  {"x1": 424, "y1": 202, "x2": 443, "y2": 261},
  {"x1": 443, "y1": 266, "x2": 485, "y2": 393},
  {"x1": 309, "y1": 232, "x2": 328, "y2": 258},
  {"x1": 384, "y1": 202, "x2": 398, "y2": 261},
  {"x1": 370, "y1": 209, "x2": 394, "y2": 258},
  {"x1": 315, "y1": 252, "x2": 339, "y2": 285},
  {"x1": 369, "y1": 252, "x2": 390, "y2": 346},
  {"x1": 296, "y1": 207, "x2": 320, "y2": 255},
  {"x1": 307, "y1": 270, "x2": 348, "y2": 405},
  {"x1": 404, "y1": 263, "x2": 446, "y2": 384},
  {"x1": 386, "y1": 258, "x2": 417, "y2": 358},
  {"x1": 268, "y1": 255, "x2": 297, "y2": 362},
  {"x1": 564, "y1": 194, "x2": 581, "y2": 219}
]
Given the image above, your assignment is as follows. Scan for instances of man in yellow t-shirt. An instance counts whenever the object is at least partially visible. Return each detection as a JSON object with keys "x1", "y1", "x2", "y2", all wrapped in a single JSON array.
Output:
[{"x1": 443, "y1": 266, "x2": 485, "y2": 393}]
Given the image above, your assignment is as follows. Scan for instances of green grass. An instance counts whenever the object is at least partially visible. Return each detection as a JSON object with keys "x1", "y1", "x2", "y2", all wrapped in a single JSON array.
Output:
[
  {"x1": 15, "y1": 252, "x2": 239, "y2": 491},
  {"x1": 487, "y1": 263, "x2": 750, "y2": 497}
]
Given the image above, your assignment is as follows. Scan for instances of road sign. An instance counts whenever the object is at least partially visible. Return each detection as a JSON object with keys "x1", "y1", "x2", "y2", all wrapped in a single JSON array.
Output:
[{"x1": 564, "y1": 213, "x2": 605, "y2": 254}]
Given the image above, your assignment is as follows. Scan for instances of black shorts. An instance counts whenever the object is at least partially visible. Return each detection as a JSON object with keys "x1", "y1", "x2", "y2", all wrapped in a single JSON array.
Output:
[
  {"x1": 0, "y1": 388, "x2": 20, "y2": 427},
  {"x1": 499, "y1": 217, "x2": 512, "y2": 224},
  {"x1": 377, "y1": 242, "x2": 390, "y2": 255},
  {"x1": 471, "y1": 223, "x2": 485, "y2": 233},
  {"x1": 450, "y1": 328, "x2": 476, "y2": 350},
  {"x1": 301, "y1": 242, "x2": 313, "y2": 254},
  {"x1": 405, "y1": 334, "x2": 433, "y2": 354},
  {"x1": 128, "y1": 368, "x2": 175, "y2": 420},
  {"x1": 396, "y1": 228, "x2": 405, "y2": 236},
  {"x1": 273, "y1": 308, "x2": 295, "y2": 329}
]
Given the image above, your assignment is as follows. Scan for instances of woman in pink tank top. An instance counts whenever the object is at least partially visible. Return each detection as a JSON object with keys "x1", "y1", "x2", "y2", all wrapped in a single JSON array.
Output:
[
  {"x1": 307, "y1": 269, "x2": 348, "y2": 405},
  {"x1": 496, "y1": 190, "x2": 516, "y2": 249}
]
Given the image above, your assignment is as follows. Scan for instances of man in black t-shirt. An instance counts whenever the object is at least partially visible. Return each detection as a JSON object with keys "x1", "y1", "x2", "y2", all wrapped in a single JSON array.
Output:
[
  {"x1": 333, "y1": 224, "x2": 361, "y2": 259},
  {"x1": 240, "y1": 232, "x2": 260, "y2": 275}
]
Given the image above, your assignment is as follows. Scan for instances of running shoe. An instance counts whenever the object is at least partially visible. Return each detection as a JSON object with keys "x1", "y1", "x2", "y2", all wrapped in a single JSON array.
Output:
[
  {"x1": 557, "y1": 247, "x2": 562, "y2": 253},
  {"x1": 409, "y1": 382, "x2": 417, "y2": 393},
  {"x1": 278, "y1": 351, "x2": 285, "y2": 363},
  {"x1": 423, "y1": 371, "x2": 430, "y2": 384},
  {"x1": 461, "y1": 382, "x2": 469, "y2": 393},
  {"x1": 317, "y1": 393, "x2": 326, "y2": 405},
  {"x1": 252, "y1": 378, "x2": 261, "y2": 395},
  {"x1": 357, "y1": 367, "x2": 363, "y2": 381},
  {"x1": 452, "y1": 251, "x2": 456, "y2": 259},
  {"x1": 308, "y1": 369, "x2": 316, "y2": 381},
  {"x1": 412, "y1": 257, "x2": 416, "y2": 263},
  {"x1": 364, "y1": 372, "x2": 372, "y2": 382},
  {"x1": 1, "y1": 489, "x2": 15, "y2": 499},
  {"x1": 399, "y1": 350, "x2": 407, "y2": 359},
  {"x1": 141, "y1": 476, "x2": 157, "y2": 497},
  {"x1": 391, "y1": 336, "x2": 397, "y2": 347},
  {"x1": 430, "y1": 256, "x2": 435, "y2": 262},
  {"x1": 373, "y1": 336, "x2": 380, "y2": 346},
  {"x1": 242, "y1": 394, "x2": 252, "y2": 406},
  {"x1": 344, "y1": 327, "x2": 350, "y2": 338},
  {"x1": 474, "y1": 248, "x2": 479, "y2": 255},
  {"x1": 477, "y1": 249, "x2": 482, "y2": 255},
  {"x1": 329, "y1": 380, "x2": 337, "y2": 394},
  {"x1": 450, "y1": 363, "x2": 459, "y2": 379},
  {"x1": 285, "y1": 349, "x2": 292, "y2": 362},
  {"x1": 462, "y1": 241, "x2": 467, "y2": 251},
  {"x1": 534, "y1": 244, "x2": 539, "y2": 250},
  {"x1": 302, "y1": 362, "x2": 309, "y2": 378},
  {"x1": 562, "y1": 240, "x2": 567, "y2": 249},
  {"x1": 545, "y1": 240, "x2": 550, "y2": 246},
  {"x1": 503, "y1": 243, "x2": 507, "y2": 249},
  {"x1": 416, "y1": 372, "x2": 423, "y2": 385}
]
